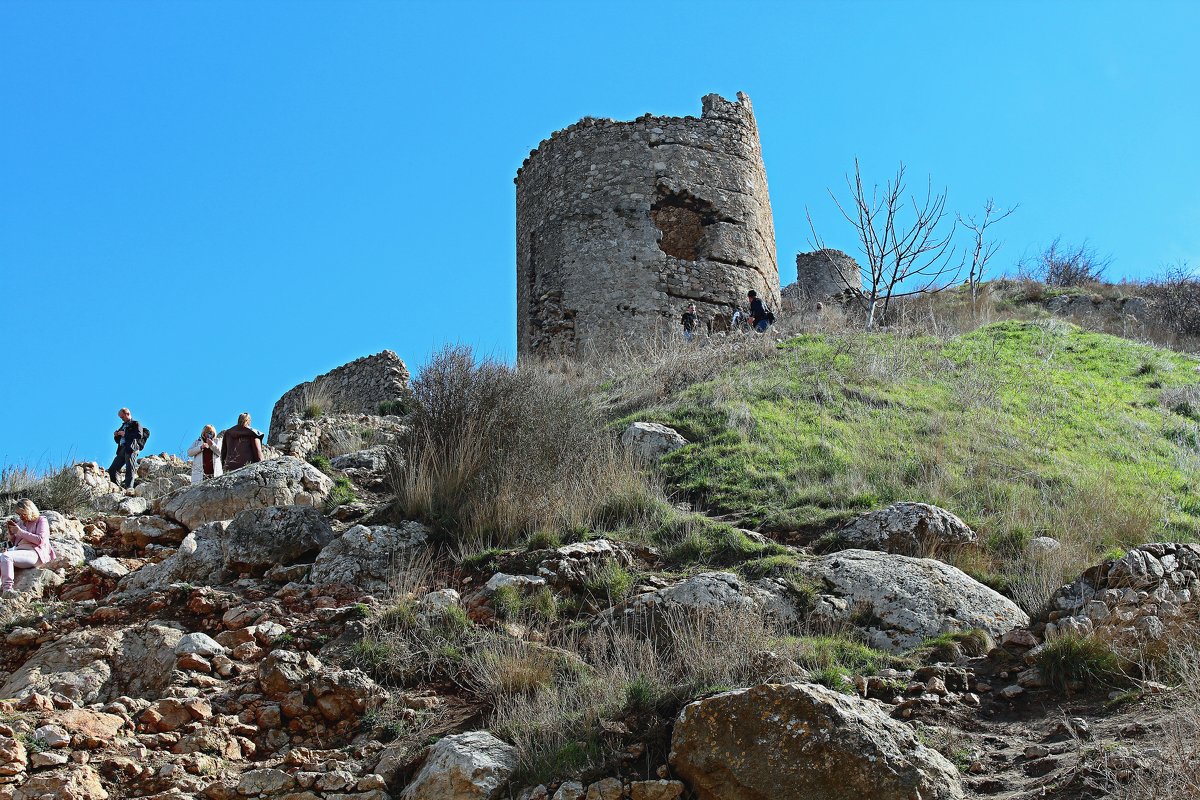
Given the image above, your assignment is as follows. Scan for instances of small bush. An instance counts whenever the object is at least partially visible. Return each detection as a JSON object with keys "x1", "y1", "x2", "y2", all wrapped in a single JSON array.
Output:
[
  {"x1": 392, "y1": 346, "x2": 665, "y2": 548},
  {"x1": 378, "y1": 398, "x2": 410, "y2": 416},
  {"x1": 307, "y1": 454, "x2": 333, "y2": 474},
  {"x1": 323, "y1": 476, "x2": 356, "y2": 512},
  {"x1": 1037, "y1": 633, "x2": 1124, "y2": 691},
  {"x1": 1018, "y1": 238, "x2": 1110, "y2": 287},
  {"x1": 464, "y1": 636, "x2": 566, "y2": 699},
  {"x1": 491, "y1": 584, "x2": 523, "y2": 621},
  {"x1": 582, "y1": 562, "x2": 634, "y2": 604},
  {"x1": 0, "y1": 464, "x2": 92, "y2": 516},
  {"x1": 298, "y1": 382, "x2": 335, "y2": 419},
  {"x1": 915, "y1": 629, "x2": 994, "y2": 663}
]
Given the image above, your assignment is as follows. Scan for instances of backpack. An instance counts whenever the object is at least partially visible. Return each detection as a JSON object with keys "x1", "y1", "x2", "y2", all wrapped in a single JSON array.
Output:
[
  {"x1": 765, "y1": 308, "x2": 776, "y2": 324},
  {"x1": 138, "y1": 426, "x2": 151, "y2": 449}
]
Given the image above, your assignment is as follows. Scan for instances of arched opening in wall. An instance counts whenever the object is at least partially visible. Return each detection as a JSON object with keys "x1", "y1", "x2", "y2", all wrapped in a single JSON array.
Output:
[{"x1": 650, "y1": 190, "x2": 718, "y2": 261}]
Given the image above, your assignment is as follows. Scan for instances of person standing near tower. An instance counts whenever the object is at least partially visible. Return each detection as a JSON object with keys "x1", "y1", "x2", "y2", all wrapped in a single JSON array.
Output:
[{"x1": 108, "y1": 407, "x2": 145, "y2": 488}]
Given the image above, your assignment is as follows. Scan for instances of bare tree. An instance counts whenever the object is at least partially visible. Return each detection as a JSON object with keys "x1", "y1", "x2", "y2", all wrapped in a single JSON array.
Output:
[
  {"x1": 809, "y1": 159, "x2": 960, "y2": 329},
  {"x1": 958, "y1": 199, "x2": 1018, "y2": 317}
]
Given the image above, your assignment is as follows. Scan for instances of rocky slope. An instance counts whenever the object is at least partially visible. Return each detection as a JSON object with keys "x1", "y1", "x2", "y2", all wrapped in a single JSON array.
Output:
[{"x1": 2, "y1": 335, "x2": 1197, "y2": 800}]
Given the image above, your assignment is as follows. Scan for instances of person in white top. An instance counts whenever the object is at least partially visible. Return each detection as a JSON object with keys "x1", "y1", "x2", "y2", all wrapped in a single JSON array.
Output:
[{"x1": 187, "y1": 424, "x2": 223, "y2": 483}]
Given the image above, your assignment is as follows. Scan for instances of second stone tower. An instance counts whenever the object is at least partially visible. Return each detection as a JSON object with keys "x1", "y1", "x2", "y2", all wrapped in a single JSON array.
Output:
[{"x1": 516, "y1": 92, "x2": 779, "y2": 356}]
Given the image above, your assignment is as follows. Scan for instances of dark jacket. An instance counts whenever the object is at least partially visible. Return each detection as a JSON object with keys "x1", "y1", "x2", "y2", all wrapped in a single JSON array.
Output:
[
  {"x1": 114, "y1": 420, "x2": 145, "y2": 455},
  {"x1": 220, "y1": 424, "x2": 265, "y2": 471},
  {"x1": 749, "y1": 297, "x2": 768, "y2": 323}
]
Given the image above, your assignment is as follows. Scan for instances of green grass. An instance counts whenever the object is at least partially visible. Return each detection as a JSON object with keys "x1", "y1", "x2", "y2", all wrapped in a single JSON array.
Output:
[
  {"x1": 1037, "y1": 633, "x2": 1126, "y2": 691},
  {"x1": 323, "y1": 476, "x2": 357, "y2": 511},
  {"x1": 644, "y1": 321, "x2": 1200, "y2": 558}
]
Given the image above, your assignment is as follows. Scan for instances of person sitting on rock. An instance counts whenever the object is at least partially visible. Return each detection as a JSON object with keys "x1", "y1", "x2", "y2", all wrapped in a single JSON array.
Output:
[
  {"x1": 187, "y1": 424, "x2": 223, "y2": 483},
  {"x1": 220, "y1": 412, "x2": 265, "y2": 472},
  {"x1": 2, "y1": 499, "x2": 57, "y2": 598}
]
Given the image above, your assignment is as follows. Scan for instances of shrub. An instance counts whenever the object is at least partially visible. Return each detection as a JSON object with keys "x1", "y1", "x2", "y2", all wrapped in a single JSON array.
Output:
[
  {"x1": 1141, "y1": 264, "x2": 1200, "y2": 338},
  {"x1": 1037, "y1": 633, "x2": 1124, "y2": 691},
  {"x1": 307, "y1": 454, "x2": 333, "y2": 475},
  {"x1": 0, "y1": 464, "x2": 92, "y2": 517},
  {"x1": 391, "y1": 346, "x2": 665, "y2": 547},
  {"x1": 298, "y1": 382, "x2": 335, "y2": 419},
  {"x1": 914, "y1": 629, "x2": 993, "y2": 663},
  {"x1": 1018, "y1": 238, "x2": 1110, "y2": 287},
  {"x1": 323, "y1": 476, "x2": 356, "y2": 512},
  {"x1": 377, "y1": 398, "x2": 409, "y2": 416},
  {"x1": 582, "y1": 562, "x2": 634, "y2": 604}
]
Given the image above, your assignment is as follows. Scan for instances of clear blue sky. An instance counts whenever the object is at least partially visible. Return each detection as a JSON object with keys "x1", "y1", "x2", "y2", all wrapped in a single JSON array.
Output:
[{"x1": 3, "y1": 1, "x2": 1197, "y2": 469}]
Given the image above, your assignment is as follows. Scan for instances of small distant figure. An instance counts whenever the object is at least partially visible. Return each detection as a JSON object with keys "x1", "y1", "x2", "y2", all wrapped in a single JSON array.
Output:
[
  {"x1": 108, "y1": 407, "x2": 146, "y2": 488},
  {"x1": 681, "y1": 303, "x2": 698, "y2": 342},
  {"x1": 747, "y1": 290, "x2": 775, "y2": 333},
  {"x1": 2, "y1": 499, "x2": 57, "y2": 598},
  {"x1": 730, "y1": 306, "x2": 747, "y2": 332},
  {"x1": 220, "y1": 412, "x2": 265, "y2": 472},
  {"x1": 187, "y1": 424, "x2": 223, "y2": 484}
]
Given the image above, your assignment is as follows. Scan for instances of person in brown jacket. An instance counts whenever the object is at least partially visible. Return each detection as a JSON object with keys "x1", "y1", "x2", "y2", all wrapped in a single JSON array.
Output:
[{"x1": 220, "y1": 412, "x2": 265, "y2": 472}]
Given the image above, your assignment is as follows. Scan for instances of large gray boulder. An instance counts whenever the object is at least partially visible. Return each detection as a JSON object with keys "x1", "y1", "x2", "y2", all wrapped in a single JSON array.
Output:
[
  {"x1": 115, "y1": 522, "x2": 230, "y2": 596},
  {"x1": 120, "y1": 515, "x2": 188, "y2": 549},
  {"x1": 798, "y1": 549, "x2": 1029, "y2": 652},
  {"x1": 620, "y1": 422, "x2": 688, "y2": 462},
  {"x1": 0, "y1": 622, "x2": 183, "y2": 704},
  {"x1": 160, "y1": 457, "x2": 333, "y2": 530},
  {"x1": 670, "y1": 682, "x2": 963, "y2": 800},
  {"x1": 40, "y1": 510, "x2": 87, "y2": 566},
  {"x1": 308, "y1": 523, "x2": 429, "y2": 593},
  {"x1": 610, "y1": 571, "x2": 800, "y2": 628},
  {"x1": 400, "y1": 730, "x2": 517, "y2": 800},
  {"x1": 832, "y1": 502, "x2": 977, "y2": 558},
  {"x1": 224, "y1": 505, "x2": 335, "y2": 574}
]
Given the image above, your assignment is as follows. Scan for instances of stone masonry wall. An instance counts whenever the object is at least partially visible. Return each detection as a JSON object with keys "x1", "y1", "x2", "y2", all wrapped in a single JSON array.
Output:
[
  {"x1": 794, "y1": 249, "x2": 862, "y2": 304},
  {"x1": 268, "y1": 351, "x2": 411, "y2": 446},
  {"x1": 515, "y1": 92, "x2": 780, "y2": 356}
]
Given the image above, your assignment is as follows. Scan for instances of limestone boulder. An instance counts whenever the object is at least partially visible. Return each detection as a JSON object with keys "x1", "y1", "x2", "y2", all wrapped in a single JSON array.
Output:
[
  {"x1": 160, "y1": 457, "x2": 333, "y2": 530},
  {"x1": 41, "y1": 510, "x2": 88, "y2": 566},
  {"x1": 115, "y1": 522, "x2": 230, "y2": 596},
  {"x1": 832, "y1": 502, "x2": 977, "y2": 557},
  {"x1": 70, "y1": 462, "x2": 118, "y2": 503},
  {"x1": 120, "y1": 514, "x2": 188, "y2": 548},
  {"x1": 0, "y1": 622, "x2": 183, "y2": 704},
  {"x1": 400, "y1": 730, "x2": 517, "y2": 800},
  {"x1": 224, "y1": 505, "x2": 335, "y2": 574},
  {"x1": 620, "y1": 422, "x2": 688, "y2": 462},
  {"x1": 670, "y1": 682, "x2": 963, "y2": 800},
  {"x1": 12, "y1": 566, "x2": 65, "y2": 598},
  {"x1": 610, "y1": 571, "x2": 800, "y2": 628},
  {"x1": 537, "y1": 539, "x2": 636, "y2": 590},
  {"x1": 11, "y1": 765, "x2": 109, "y2": 800},
  {"x1": 797, "y1": 549, "x2": 1029, "y2": 652},
  {"x1": 308, "y1": 523, "x2": 429, "y2": 593},
  {"x1": 331, "y1": 444, "x2": 393, "y2": 473}
]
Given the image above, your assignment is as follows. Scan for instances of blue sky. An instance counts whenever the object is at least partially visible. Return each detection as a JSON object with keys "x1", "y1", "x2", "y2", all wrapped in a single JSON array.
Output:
[{"x1": 2, "y1": 0, "x2": 1198, "y2": 469}]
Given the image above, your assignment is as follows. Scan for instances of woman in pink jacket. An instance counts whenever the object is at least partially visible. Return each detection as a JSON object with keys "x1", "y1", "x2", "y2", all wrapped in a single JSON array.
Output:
[{"x1": 2, "y1": 499, "x2": 57, "y2": 597}]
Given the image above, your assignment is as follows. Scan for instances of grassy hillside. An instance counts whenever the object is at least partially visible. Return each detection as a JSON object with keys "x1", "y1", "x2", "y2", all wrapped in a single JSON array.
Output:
[{"x1": 637, "y1": 321, "x2": 1200, "y2": 568}]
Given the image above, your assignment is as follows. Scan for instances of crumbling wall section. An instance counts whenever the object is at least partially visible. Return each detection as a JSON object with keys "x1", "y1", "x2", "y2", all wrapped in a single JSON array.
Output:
[
  {"x1": 515, "y1": 93, "x2": 779, "y2": 356},
  {"x1": 268, "y1": 351, "x2": 411, "y2": 446},
  {"x1": 794, "y1": 249, "x2": 863, "y2": 305}
]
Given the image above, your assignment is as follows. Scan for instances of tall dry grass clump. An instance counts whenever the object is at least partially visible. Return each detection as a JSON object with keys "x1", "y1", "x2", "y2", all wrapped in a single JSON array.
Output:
[
  {"x1": 392, "y1": 346, "x2": 663, "y2": 548},
  {"x1": 0, "y1": 463, "x2": 92, "y2": 516}
]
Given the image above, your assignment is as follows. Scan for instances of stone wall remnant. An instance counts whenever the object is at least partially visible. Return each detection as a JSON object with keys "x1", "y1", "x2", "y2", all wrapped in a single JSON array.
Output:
[
  {"x1": 794, "y1": 249, "x2": 862, "y2": 303},
  {"x1": 515, "y1": 93, "x2": 780, "y2": 356},
  {"x1": 268, "y1": 351, "x2": 410, "y2": 447}
]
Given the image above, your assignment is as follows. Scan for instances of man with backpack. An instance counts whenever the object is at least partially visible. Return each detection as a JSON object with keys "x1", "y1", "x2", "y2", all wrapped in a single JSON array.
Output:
[
  {"x1": 108, "y1": 407, "x2": 148, "y2": 488},
  {"x1": 747, "y1": 289, "x2": 775, "y2": 333}
]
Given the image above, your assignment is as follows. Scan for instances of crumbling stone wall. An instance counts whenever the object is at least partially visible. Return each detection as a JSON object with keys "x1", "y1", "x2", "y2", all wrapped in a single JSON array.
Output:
[
  {"x1": 268, "y1": 351, "x2": 410, "y2": 446},
  {"x1": 515, "y1": 93, "x2": 780, "y2": 356},
  {"x1": 794, "y1": 249, "x2": 862, "y2": 304}
]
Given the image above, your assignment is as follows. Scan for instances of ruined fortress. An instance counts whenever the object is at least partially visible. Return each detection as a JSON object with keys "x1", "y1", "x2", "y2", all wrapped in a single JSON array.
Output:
[{"x1": 515, "y1": 93, "x2": 781, "y2": 356}]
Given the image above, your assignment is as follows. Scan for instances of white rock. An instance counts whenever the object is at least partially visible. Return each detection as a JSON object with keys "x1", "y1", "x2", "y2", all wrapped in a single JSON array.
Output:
[
  {"x1": 400, "y1": 730, "x2": 517, "y2": 800},
  {"x1": 620, "y1": 422, "x2": 688, "y2": 462}
]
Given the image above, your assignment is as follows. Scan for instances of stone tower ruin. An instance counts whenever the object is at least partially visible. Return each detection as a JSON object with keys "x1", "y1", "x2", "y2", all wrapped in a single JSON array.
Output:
[
  {"x1": 793, "y1": 249, "x2": 862, "y2": 304},
  {"x1": 515, "y1": 92, "x2": 779, "y2": 356}
]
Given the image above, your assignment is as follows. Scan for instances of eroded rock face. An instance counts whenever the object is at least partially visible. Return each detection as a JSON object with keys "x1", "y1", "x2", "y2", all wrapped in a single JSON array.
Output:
[
  {"x1": 797, "y1": 549, "x2": 1029, "y2": 652},
  {"x1": 308, "y1": 523, "x2": 429, "y2": 593},
  {"x1": 0, "y1": 622, "x2": 182, "y2": 704},
  {"x1": 610, "y1": 571, "x2": 800, "y2": 629},
  {"x1": 1042, "y1": 543, "x2": 1200, "y2": 653},
  {"x1": 400, "y1": 730, "x2": 517, "y2": 800},
  {"x1": 833, "y1": 502, "x2": 977, "y2": 557},
  {"x1": 120, "y1": 514, "x2": 188, "y2": 549},
  {"x1": 620, "y1": 422, "x2": 688, "y2": 462},
  {"x1": 159, "y1": 457, "x2": 333, "y2": 530},
  {"x1": 537, "y1": 540, "x2": 636, "y2": 590},
  {"x1": 115, "y1": 522, "x2": 230, "y2": 595},
  {"x1": 224, "y1": 505, "x2": 335, "y2": 574},
  {"x1": 41, "y1": 510, "x2": 88, "y2": 566},
  {"x1": 670, "y1": 682, "x2": 964, "y2": 800}
]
